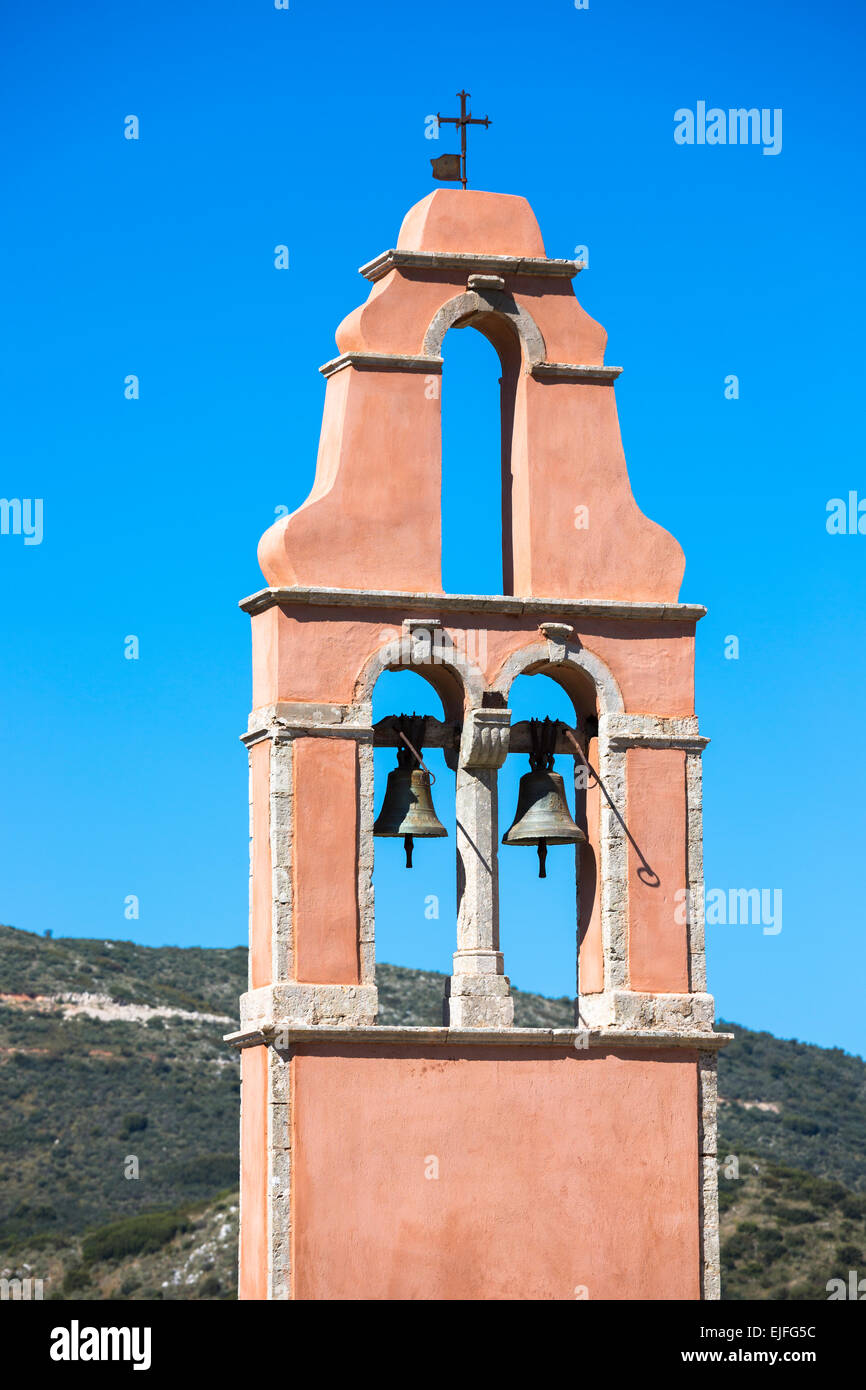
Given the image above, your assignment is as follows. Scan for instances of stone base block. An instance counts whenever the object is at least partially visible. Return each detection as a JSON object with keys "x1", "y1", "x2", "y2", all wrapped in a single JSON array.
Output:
[
  {"x1": 444, "y1": 972, "x2": 514, "y2": 1028},
  {"x1": 579, "y1": 990, "x2": 716, "y2": 1033},
  {"x1": 241, "y1": 983, "x2": 378, "y2": 1030}
]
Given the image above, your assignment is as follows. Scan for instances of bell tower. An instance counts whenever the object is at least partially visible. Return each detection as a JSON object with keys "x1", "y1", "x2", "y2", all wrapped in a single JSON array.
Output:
[{"x1": 228, "y1": 189, "x2": 728, "y2": 1301}]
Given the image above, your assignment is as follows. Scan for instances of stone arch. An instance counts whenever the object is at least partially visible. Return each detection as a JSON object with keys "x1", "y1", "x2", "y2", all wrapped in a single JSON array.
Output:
[
  {"x1": 422, "y1": 289, "x2": 547, "y2": 369},
  {"x1": 353, "y1": 627, "x2": 487, "y2": 724},
  {"x1": 491, "y1": 639, "x2": 625, "y2": 718}
]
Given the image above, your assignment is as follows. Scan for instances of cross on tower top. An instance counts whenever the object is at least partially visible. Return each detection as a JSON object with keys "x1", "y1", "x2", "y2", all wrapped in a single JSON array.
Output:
[{"x1": 431, "y1": 89, "x2": 491, "y2": 189}]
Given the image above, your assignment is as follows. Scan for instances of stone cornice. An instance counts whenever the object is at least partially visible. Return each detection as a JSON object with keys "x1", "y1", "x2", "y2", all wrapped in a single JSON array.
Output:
[
  {"x1": 602, "y1": 713, "x2": 710, "y2": 752},
  {"x1": 359, "y1": 248, "x2": 582, "y2": 283},
  {"x1": 239, "y1": 584, "x2": 706, "y2": 623},
  {"x1": 320, "y1": 351, "x2": 443, "y2": 378},
  {"x1": 319, "y1": 352, "x2": 623, "y2": 384},
  {"x1": 225, "y1": 1023, "x2": 733, "y2": 1051},
  {"x1": 531, "y1": 362, "x2": 623, "y2": 382}
]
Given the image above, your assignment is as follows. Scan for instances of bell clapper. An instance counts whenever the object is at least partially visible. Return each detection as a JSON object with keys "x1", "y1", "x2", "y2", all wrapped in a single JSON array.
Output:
[
  {"x1": 537, "y1": 840, "x2": 547, "y2": 878},
  {"x1": 404, "y1": 834, "x2": 414, "y2": 868}
]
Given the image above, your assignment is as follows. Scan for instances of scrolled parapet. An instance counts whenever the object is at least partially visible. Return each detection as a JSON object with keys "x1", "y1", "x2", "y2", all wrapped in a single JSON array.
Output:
[{"x1": 459, "y1": 708, "x2": 512, "y2": 769}]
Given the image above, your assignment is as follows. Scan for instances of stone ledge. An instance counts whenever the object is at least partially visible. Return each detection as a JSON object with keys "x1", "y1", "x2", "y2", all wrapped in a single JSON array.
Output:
[
  {"x1": 242, "y1": 725, "x2": 374, "y2": 748},
  {"x1": 359, "y1": 248, "x2": 582, "y2": 282},
  {"x1": 239, "y1": 585, "x2": 707, "y2": 624},
  {"x1": 531, "y1": 362, "x2": 623, "y2": 382},
  {"x1": 241, "y1": 701, "x2": 368, "y2": 747},
  {"x1": 319, "y1": 351, "x2": 443, "y2": 378},
  {"x1": 319, "y1": 352, "x2": 625, "y2": 385},
  {"x1": 601, "y1": 713, "x2": 710, "y2": 752},
  {"x1": 225, "y1": 1023, "x2": 734, "y2": 1051}
]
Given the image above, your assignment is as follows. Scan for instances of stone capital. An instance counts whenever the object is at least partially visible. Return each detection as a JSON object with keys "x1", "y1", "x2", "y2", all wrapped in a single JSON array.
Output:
[{"x1": 459, "y1": 707, "x2": 512, "y2": 769}]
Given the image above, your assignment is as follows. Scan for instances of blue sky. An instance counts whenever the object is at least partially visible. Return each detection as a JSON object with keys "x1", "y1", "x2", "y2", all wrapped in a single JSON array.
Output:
[{"x1": 2, "y1": 0, "x2": 864, "y2": 1055}]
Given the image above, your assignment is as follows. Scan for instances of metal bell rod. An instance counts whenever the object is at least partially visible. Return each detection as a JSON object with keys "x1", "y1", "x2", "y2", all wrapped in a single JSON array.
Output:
[
  {"x1": 561, "y1": 726, "x2": 659, "y2": 887},
  {"x1": 396, "y1": 729, "x2": 435, "y2": 782}
]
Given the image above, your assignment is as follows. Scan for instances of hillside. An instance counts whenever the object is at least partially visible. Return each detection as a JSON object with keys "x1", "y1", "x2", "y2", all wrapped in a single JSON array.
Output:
[{"x1": 1, "y1": 923, "x2": 864, "y2": 1300}]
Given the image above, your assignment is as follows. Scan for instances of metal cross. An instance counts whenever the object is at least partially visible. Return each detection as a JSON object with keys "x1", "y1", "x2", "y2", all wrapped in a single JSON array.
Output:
[{"x1": 436, "y1": 90, "x2": 490, "y2": 189}]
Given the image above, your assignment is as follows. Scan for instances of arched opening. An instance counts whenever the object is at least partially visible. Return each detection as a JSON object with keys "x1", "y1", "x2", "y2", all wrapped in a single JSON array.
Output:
[
  {"x1": 440, "y1": 312, "x2": 521, "y2": 597},
  {"x1": 498, "y1": 667, "x2": 600, "y2": 1008},
  {"x1": 371, "y1": 667, "x2": 456, "y2": 1022}
]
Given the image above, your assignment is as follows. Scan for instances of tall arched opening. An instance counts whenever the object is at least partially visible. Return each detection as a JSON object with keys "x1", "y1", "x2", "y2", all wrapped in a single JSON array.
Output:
[
  {"x1": 430, "y1": 293, "x2": 535, "y2": 597},
  {"x1": 371, "y1": 667, "x2": 455, "y2": 1020},
  {"x1": 440, "y1": 326, "x2": 504, "y2": 595},
  {"x1": 497, "y1": 658, "x2": 602, "y2": 1015}
]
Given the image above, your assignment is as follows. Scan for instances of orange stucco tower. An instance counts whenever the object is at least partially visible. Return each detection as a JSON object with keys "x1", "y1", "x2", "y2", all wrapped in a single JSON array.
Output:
[{"x1": 228, "y1": 190, "x2": 727, "y2": 1301}]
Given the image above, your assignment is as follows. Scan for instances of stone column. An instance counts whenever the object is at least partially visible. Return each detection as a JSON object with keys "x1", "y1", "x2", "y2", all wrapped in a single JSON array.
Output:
[{"x1": 445, "y1": 710, "x2": 513, "y2": 1028}]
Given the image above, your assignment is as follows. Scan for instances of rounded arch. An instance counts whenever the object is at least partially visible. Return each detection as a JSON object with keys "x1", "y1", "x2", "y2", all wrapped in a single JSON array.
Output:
[
  {"x1": 353, "y1": 628, "x2": 487, "y2": 723},
  {"x1": 422, "y1": 289, "x2": 546, "y2": 369},
  {"x1": 491, "y1": 640, "x2": 625, "y2": 719}
]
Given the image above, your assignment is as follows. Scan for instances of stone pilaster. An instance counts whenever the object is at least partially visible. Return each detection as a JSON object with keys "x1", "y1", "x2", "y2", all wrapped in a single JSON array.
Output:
[
  {"x1": 267, "y1": 1042, "x2": 292, "y2": 1300},
  {"x1": 686, "y1": 750, "x2": 707, "y2": 992},
  {"x1": 698, "y1": 1051, "x2": 721, "y2": 1300},
  {"x1": 241, "y1": 704, "x2": 379, "y2": 1024},
  {"x1": 357, "y1": 736, "x2": 376, "y2": 985},
  {"x1": 598, "y1": 740, "x2": 629, "y2": 993},
  {"x1": 269, "y1": 738, "x2": 294, "y2": 982},
  {"x1": 582, "y1": 712, "x2": 711, "y2": 1025}
]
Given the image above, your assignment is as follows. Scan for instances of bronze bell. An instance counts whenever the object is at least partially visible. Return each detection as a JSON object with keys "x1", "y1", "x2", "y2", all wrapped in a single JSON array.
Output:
[
  {"x1": 373, "y1": 714, "x2": 447, "y2": 867},
  {"x1": 502, "y1": 717, "x2": 586, "y2": 878}
]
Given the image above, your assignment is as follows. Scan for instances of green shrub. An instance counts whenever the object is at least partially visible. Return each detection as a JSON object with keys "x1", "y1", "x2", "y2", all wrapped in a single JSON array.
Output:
[
  {"x1": 62, "y1": 1264, "x2": 92, "y2": 1294},
  {"x1": 722, "y1": 1231, "x2": 754, "y2": 1261},
  {"x1": 783, "y1": 1116, "x2": 821, "y2": 1136},
  {"x1": 774, "y1": 1204, "x2": 818, "y2": 1224},
  {"x1": 82, "y1": 1210, "x2": 189, "y2": 1264},
  {"x1": 787, "y1": 1281, "x2": 816, "y2": 1300},
  {"x1": 165, "y1": 1153, "x2": 238, "y2": 1190},
  {"x1": 118, "y1": 1113, "x2": 148, "y2": 1139}
]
